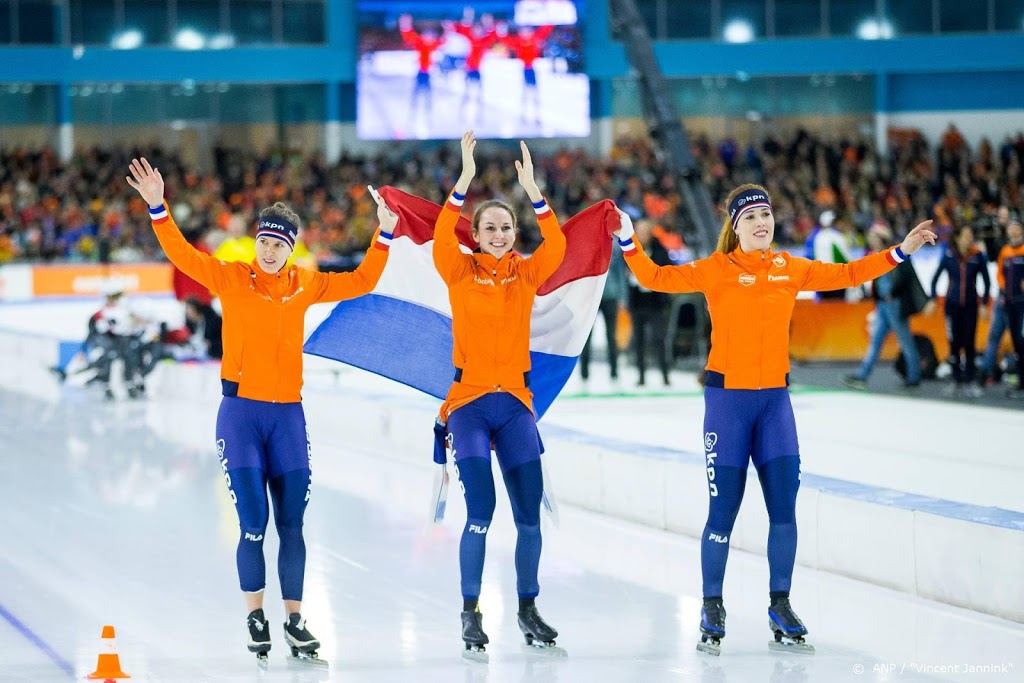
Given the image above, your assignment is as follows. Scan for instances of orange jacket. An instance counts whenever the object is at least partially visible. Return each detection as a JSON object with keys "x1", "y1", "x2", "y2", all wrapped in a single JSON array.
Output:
[
  {"x1": 996, "y1": 242, "x2": 1024, "y2": 301},
  {"x1": 433, "y1": 194, "x2": 566, "y2": 419},
  {"x1": 151, "y1": 202, "x2": 390, "y2": 403},
  {"x1": 621, "y1": 238, "x2": 904, "y2": 389}
]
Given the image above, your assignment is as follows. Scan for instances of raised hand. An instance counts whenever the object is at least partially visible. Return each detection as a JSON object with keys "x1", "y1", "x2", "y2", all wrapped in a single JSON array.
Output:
[
  {"x1": 460, "y1": 130, "x2": 477, "y2": 181},
  {"x1": 368, "y1": 185, "x2": 399, "y2": 233},
  {"x1": 613, "y1": 207, "x2": 635, "y2": 240},
  {"x1": 514, "y1": 140, "x2": 541, "y2": 201},
  {"x1": 126, "y1": 157, "x2": 165, "y2": 208},
  {"x1": 900, "y1": 220, "x2": 937, "y2": 255},
  {"x1": 454, "y1": 131, "x2": 477, "y2": 196}
]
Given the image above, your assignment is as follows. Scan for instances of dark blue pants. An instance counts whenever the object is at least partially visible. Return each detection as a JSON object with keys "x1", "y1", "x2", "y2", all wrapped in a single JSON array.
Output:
[
  {"x1": 447, "y1": 393, "x2": 544, "y2": 601},
  {"x1": 701, "y1": 386, "x2": 800, "y2": 598},
  {"x1": 216, "y1": 397, "x2": 312, "y2": 601}
]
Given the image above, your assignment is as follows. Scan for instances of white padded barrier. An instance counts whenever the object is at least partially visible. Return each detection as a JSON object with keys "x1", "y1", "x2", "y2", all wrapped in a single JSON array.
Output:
[{"x1": 303, "y1": 380, "x2": 1024, "y2": 624}]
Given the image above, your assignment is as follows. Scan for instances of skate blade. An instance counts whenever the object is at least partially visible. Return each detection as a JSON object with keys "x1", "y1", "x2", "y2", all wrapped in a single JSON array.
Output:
[
  {"x1": 462, "y1": 645, "x2": 489, "y2": 664},
  {"x1": 286, "y1": 652, "x2": 330, "y2": 668},
  {"x1": 255, "y1": 652, "x2": 269, "y2": 670},
  {"x1": 521, "y1": 641, "x2": 568, "y2": 658},
  {"x1": 696, "y1": 640, "x2": 721, "y2": 656},
  {"x1": 768, "y1": 639, "x2": 815, "y2": 655}
]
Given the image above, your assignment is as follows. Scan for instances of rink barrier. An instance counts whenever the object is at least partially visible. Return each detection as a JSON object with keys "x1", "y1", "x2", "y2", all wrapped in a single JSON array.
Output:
[
  {"x1": 1, "y1": 324, "x2": 1021, "y2": 623},
  {"x1": 291, "y1": 378, "x2": 1024, "y2": 625}
]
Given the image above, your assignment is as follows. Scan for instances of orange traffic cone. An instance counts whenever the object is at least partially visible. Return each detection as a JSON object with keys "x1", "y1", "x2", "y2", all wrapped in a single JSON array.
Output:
[{"x1": 87, "y1": 625, "x2": 131, "y2": 680}]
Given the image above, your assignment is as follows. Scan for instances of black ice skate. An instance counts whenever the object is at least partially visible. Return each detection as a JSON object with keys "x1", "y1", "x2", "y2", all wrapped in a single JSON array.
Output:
[
  {"x1": 768, "y1": 595, "x2": 815, "y2": 654},
  {"x1": 246, "y1": 608, "x2": 271, "y2": 665},
  {"x1": 697, "y1": 597, "x2": 726, "y2": 656},
  {"x1": 517, "y1": 605, "x2": 567, "y2": 657},
  {"x1": 283, "y1": 613, "x2": 328, "y2": 667},
  {"x1": 461, "y1": 610, "x2": 489, "y2": 663}
]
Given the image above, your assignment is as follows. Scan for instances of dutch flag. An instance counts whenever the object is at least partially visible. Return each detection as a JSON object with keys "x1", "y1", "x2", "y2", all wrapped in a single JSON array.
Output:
[{"x1": 303, "y1": 186, "x2": 620, "y2": 419}]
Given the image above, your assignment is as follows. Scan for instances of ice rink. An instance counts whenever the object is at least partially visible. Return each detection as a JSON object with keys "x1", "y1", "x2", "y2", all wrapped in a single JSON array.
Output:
[{"x1": 1, "y1": 298, "x2": 1022, "y2": 682}]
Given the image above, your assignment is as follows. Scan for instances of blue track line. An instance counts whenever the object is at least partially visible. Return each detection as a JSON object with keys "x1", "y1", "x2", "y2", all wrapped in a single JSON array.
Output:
[{"x1": 0, "y1": 601, "x2": 75, "y2": 677}]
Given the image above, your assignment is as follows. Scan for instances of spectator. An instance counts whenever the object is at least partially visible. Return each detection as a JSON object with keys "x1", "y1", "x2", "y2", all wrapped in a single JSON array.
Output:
[{"x1": 842, "y1": 225, "x2": 924, "y2": 391}]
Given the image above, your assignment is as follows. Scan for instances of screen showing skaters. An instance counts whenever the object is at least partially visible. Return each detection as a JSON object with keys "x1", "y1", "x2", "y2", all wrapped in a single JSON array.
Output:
[
  {"x1": 127, "y1": 157, "x2": 398, "y2": 667},
  {"x1": 613, "y1": 183, "x2": 936, "y2": 655},
  {"x1": 355, "y1": 1, "x2": 588, "y2": 140},
  {"x1": 433, "y1": 132, "x2": 566, "y2": 661}
]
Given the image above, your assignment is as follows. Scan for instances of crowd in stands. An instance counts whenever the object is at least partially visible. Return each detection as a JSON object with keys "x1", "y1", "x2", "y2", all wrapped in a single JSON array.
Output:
[{"x1": 1, "y1": 125, "x2": 1022, "y2": 266}]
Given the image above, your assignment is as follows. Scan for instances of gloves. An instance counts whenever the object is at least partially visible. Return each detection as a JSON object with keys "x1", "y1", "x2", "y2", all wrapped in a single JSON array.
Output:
[{"x1": 614, "y1": 208, "x2": 635, "y2": 241}]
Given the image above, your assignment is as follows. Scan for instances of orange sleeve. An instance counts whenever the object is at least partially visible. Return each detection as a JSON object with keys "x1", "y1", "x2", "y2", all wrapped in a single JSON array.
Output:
[
  {"x1": 996, "y1": 247, "x2": 1007, "y2": 291},
  {"x1": 520, "y1": 201, "x2": 566, "y2": 286},
  {"x1": 620, "y1": 236, "x2": 710, "y2": 293},
  {"x1": 798, "y1": 247, "x2": 902, "y2": 292},
  {"x1": 313, "y1": 230, "x2": 391, "y2": 303},
  {"x1": 150, "y1": 202, "x2": 236, "y2": 294},
  {"x1": 432, "y1": 196, "x2": 474, "y2": 285}
]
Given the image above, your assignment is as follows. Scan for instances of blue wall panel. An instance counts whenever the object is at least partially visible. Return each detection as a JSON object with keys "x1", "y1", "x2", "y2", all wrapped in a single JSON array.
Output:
[{"x1": 888, "y1": 71, "x2": 1024, "y2": 111}]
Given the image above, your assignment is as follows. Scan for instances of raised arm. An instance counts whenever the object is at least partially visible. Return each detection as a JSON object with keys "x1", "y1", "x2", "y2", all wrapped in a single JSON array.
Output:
[
  {"x1": 399, "y1": 14, "x2": 422, "y2": 48},
  {"x1": 315, "y1": 186, "x2": 396, "y2": 302},
  {"x1": 801, "y1": 220, "x2": 937, "y2": 291},
  {"x1": 614, "y1": 209, "x2": 708, "y2": 293},
  {"x1": 433, "y1": 131, "x2": 476, "y2": 284},
  {"x1": 127, "y1": 157, "x2": 234, "y2": 294},
  {"x1": 516, "y1": 140, "x2": 565, "y2": 284}
]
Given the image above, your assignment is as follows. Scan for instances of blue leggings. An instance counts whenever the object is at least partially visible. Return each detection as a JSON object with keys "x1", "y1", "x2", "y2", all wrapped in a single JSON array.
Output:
[
  {"x1": 447, "y1": 393, "x2": 544, "y2": 601},
  {"x1": 216, "y1": 397, "x2": 312, "y2": 601},
  {"x1": 701, "y1": 456, "x2": 800, "y2": 598}
]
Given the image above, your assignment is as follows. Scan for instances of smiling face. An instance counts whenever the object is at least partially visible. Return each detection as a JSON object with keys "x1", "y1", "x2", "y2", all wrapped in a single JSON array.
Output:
[
  {"x1": 473, "y1": 205, "x2": 516, "y2": 259},
  {"x1": 735, "y1": 205, "x2": 775, "y2": 252},
  {"x1": 255, "y1": 235, "x2": 292, "y2": 273}
]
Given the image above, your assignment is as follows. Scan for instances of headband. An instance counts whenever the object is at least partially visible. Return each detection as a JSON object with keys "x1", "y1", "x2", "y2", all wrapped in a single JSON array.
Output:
[
  {"x1": 728, "y1": 190, "x2": 772, "y2": 229},
  {"x1": 256, "y1": 217, "x2": 298, "y2": 249}
]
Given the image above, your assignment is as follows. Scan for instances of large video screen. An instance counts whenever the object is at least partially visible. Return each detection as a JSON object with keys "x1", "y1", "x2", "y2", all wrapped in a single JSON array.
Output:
[{"x1": 356, "y1": 1, "x2": 589, "y2": 140}]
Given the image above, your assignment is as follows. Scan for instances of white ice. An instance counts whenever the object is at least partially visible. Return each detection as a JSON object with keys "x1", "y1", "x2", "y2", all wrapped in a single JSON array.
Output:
[{"x1": 0, "y1": 300, "x2": 1022, "y2": 682}]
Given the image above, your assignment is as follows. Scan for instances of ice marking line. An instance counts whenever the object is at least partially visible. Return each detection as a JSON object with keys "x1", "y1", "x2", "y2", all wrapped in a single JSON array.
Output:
[
  {"x1": 0, "y1": 602, "x2": 75, "y2": 677},
  {"x1": 313, "y1": 545, "x2": 371, "y2": 572}
]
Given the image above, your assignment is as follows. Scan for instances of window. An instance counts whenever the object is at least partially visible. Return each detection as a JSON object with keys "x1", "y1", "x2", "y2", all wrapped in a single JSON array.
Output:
[
  {"x1": 219, "y1": 83, "x2": 275, "y2": 122},
  {"x1": 885, "y1": 0, "x2": 935, "y2": 36},
  {"x1": 0, "y1": 84, "x2": 55, "y2": 124},
  {"x1": 124, "y1": 0, "x2": 169, "y2": 45},
  {"x1": 631, "y1": 0, "x2": 661, "y2": 39},
  {"x1": 165, "y1": 82, "x2": 214, "y2": 120},
  {"x1": 232, "y1": 0, "x2": 275, "y2": 44},
  {"x1": 773, "y1": 0, "x2": 824, "y2": 37},
  {"x1": 175, "y1": 0, "x2": 223, "y2": 37},
  {"x1": 939, "y1": 0, "x2": 989, "y2": 33},
  {"x1": 0, "y1": 0, "x2": 12, "y2": 43},
  {"x1": 722, "y1": 0, "x2": 766, "y2": 40},
  {"x1": 109, "y1": 84, "x2": 164, "y2": 124},
  {"x1": 829, "y1": 0, "x2": 878, "y2": 36},
  {"x1": 71, "y1": 83, "x2": 107, "y2": 124},
  {"x1": 665, "y1": 0, "x2": 713, "y2": 39},
  {"x1": 70, "y1": 0, "x2": 116, "y2": 44},
  {"x1": 994, "y1": 0, "x2": 1024, "y2": 30},
  {"x1": 282, "y1": 0, "x2": 325, "y2": 44}
]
